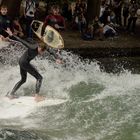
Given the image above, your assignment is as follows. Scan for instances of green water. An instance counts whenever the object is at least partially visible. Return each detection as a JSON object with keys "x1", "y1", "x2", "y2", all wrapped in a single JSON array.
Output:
[{"x1": 0, "y1": 49, "x2": 140, "y2": 140}]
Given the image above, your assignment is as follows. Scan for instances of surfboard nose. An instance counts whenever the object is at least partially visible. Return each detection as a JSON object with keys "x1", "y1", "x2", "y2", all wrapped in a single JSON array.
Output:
[{"x1": 32, "y1": 21, "x2": 40, "y2": 32}]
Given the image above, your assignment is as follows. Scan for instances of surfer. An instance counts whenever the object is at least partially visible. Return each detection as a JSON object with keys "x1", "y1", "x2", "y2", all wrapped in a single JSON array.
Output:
[{"x1": 5, "y1": 28, "x2": 62, "y2": 102}]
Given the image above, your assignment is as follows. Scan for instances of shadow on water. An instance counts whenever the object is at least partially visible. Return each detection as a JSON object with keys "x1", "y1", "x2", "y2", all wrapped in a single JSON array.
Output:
[
  {"x1": 0, "y1": 129, "x2": 44, "y2": 140},
  {"x1": 96, "y1": 57, "x2": 140, "y2": 74},
  {"x1": 73, "y1": 53, "x2": 140, "y2": 74},
  {"x1": 68, "y1": 81, "x2": 105, "y2": 101}
]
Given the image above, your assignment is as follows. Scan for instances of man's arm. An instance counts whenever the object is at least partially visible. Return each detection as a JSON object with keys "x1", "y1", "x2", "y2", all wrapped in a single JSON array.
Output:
[{"x1": 5, "y1": 28, "x2": 36, "y2": 49}]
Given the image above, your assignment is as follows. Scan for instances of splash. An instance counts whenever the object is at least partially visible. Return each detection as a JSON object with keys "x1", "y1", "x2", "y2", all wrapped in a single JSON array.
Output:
[{"x1": 0, "y1": 41, "x2": 140, "y2": 140}]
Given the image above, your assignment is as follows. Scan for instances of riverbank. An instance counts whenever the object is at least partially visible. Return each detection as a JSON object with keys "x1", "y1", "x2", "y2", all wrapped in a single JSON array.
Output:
[{"x1": 61, "y1": 19, "x2": 140, "y2": 58}]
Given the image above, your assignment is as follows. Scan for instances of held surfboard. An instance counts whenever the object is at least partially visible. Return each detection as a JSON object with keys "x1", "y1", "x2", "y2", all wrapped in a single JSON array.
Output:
[{"x1": 31, "y1": 20, "x2": 64, "y2": 49}]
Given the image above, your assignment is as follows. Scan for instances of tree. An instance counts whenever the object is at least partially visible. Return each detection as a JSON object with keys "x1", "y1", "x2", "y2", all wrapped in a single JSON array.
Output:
[
  {"x1": 86, "y1": 0, "x2": 101, "y2": 24},
  {"x1": 1, "y1": 0, "x2": 22, "y2": 19}
]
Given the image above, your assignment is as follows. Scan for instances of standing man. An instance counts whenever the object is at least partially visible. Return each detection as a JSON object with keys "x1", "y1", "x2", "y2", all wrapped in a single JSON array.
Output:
[
  {"x1": 126, "y1": 0, "x2": 139, "y2": 34},
  {"x1": 23, "y1": 0, "x2": 36, "y2": 39},
  {"x1": 122, "y1": 0, "x2": 129, "y2": 27},
  {"x1": 113, "y1": 0, "x2": 122, "y2": 26}
]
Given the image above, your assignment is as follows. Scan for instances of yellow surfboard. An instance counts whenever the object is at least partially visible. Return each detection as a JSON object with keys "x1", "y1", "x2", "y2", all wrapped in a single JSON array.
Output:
[{"x1": 31, "y1": 20, "x2": 64, "y2": 49}]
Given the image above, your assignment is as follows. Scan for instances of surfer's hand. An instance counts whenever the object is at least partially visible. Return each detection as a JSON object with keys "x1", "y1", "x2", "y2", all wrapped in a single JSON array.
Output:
[
  {"x1": 56, "y1": 59, "x2": 63, "y2": 64},
  {"x1": 5, "y1": 28, "x2": 13, "y2": 36}
]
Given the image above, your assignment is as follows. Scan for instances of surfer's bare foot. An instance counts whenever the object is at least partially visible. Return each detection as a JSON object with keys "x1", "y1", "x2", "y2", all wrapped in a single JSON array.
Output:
[
  {"x1": 34, "y1": 94, "x2": 45, "y2": 102},
  {"x1": 6, "y1": 94, "x2": 19, "y2": 99}
]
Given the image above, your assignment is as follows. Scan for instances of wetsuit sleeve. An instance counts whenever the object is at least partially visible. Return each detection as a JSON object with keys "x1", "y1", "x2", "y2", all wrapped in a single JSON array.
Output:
[{"x1": 9, "y1": 35, "x2": 35, "y2": 49}]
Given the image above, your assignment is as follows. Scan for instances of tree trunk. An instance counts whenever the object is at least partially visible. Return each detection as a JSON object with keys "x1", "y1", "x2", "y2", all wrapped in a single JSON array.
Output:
[
  {"x1": 1, "y1": 0, "x2": 22, "y2": 19},
  {"x1": 0, "y1": 0, "x2": 2, "y2": 5},
  {"x1": 86, "y1": 0, "x2": 101, "y2": 24}
]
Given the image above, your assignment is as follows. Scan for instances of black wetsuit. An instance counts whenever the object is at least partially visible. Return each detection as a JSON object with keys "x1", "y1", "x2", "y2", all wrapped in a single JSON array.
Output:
[{"x1": 9, "y1": 35, "x2": 59, "y2": 96}]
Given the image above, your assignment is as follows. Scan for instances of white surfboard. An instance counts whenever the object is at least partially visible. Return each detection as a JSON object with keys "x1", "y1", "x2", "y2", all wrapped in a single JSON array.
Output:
[
  {"x1": 31, "y1": 20, "x2": 64, "y2": 49},
  {"x1": 0, "y1": 96, "x2": 67, "y2": 119},
  {"x1": 1, "y1": 96, "x2": 67, "y2": 107}
]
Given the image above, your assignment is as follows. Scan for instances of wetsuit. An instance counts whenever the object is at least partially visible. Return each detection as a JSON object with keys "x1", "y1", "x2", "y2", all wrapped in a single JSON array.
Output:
[{"x1": 9, "y1": 36, "x2": 59, "y2": 96}]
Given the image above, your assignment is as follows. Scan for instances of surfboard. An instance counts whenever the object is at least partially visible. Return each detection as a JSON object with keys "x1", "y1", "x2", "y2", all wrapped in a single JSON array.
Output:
[
  {"x1": 0, "y1": 96, "x2": 67, "y2": 119},
  {"x1": 1, "y1": 96, "x2": 67, "y2": 107},
  {"x1": 31, "y1": 20, "x2": 64, "y2": 49}
]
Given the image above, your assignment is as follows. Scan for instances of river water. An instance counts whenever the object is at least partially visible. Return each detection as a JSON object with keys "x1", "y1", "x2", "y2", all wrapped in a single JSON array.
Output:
[{"x1": 0, "y1": 42, "x2": 140, "y2": 140}]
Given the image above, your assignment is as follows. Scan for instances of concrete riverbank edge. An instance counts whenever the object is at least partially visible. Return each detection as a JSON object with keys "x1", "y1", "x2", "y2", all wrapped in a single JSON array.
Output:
[
  {"x1": 61, "y1": 28, "x2": 140, "y2": 59},
  {"x1": 65, "y1": 47, "x2": 140, "y2": 58}
]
